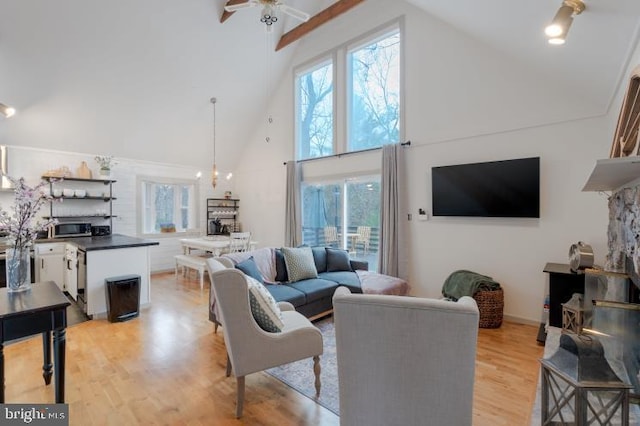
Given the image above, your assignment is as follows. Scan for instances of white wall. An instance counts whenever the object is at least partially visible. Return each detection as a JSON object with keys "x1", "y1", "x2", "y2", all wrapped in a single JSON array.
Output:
[{"x1": 234, "y1": 0, "x2": 619, "y2": 323}]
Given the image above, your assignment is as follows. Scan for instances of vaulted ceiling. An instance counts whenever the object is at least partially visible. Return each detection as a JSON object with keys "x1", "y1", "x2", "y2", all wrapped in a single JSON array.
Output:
[{"x1": 0, "y1": 0, "x2": 639, "y2": 169}]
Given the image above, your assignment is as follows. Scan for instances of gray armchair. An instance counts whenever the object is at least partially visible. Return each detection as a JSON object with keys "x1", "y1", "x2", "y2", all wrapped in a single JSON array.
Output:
[
  {"x1": 333, "y1": 287, "x2": 479, "y2": 426},
  {"x1": 208, "y1": 266, "x2": 323, "y2": 418}
]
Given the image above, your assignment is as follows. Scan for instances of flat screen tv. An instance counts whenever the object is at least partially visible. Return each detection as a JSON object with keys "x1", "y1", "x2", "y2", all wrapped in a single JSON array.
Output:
[{"x1": 431, "y1": 157, "x2": 540, "y2": 218}]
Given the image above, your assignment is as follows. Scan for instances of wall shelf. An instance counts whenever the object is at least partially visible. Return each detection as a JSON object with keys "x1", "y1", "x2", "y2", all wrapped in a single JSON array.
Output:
[
  {"x1": 582, "y1": 156, "x2": 640, "y2": 192},
  {"x1": 207, "y1": 198, "x2": 239, "y2": 235},
  {"x1": 43, "y1": 176, "x2": 116, "y2": 230}
]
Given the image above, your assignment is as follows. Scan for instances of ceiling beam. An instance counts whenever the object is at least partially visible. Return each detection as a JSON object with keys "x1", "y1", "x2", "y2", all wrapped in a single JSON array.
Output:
[
  {"x1": 276, "y1": 0, "x2": 365, "y2": 51},
  {"x1": 220, "y1": 0, "x2": 248, "y2": 24}
]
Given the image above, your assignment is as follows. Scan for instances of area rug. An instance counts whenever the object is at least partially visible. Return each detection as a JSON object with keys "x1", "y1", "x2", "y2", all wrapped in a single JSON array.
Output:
[{"x1": 265, "y1": 317, "x2": 340, "y2": 415}]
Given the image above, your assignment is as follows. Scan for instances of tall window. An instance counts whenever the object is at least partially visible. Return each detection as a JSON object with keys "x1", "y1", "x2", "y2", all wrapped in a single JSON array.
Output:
[
  {"x1": 294, "y1": 21, "x2": 402, "y2": 160},
  {"x1": 139, "y1": 178, "x2": 198, "y2": 235},
  {"x1": 348, "y1": 30, "x2": 400, "y2": 151},
  {"x1": 295, "y1": 60, "x2": 334, "y2": 160}
]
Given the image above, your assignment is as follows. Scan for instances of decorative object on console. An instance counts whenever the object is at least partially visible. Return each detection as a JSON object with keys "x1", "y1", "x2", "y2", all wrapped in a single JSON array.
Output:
[
  {"x1": 540, "y1": 332, "x2": 632, "y2": 425},
  {"x1": 568, "y1": 241, "x2": 594, "y2": 272},
  {"x1": 0, "y1": 176, "x2": 57, "y2": 292}
]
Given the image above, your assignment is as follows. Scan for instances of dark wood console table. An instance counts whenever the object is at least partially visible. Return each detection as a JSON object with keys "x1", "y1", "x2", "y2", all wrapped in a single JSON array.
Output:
[
  {"x1": 543, "y1": 262, "x2": 586, "y2": 328},
  {"x1": 0, "y1": 281, "x2": 70, "y2": 403}
]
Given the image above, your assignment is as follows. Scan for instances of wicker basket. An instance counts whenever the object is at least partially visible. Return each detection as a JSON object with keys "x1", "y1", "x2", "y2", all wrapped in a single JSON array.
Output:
[{"x1": 473, "y1": 288, "x2": 504, "y2": 329}]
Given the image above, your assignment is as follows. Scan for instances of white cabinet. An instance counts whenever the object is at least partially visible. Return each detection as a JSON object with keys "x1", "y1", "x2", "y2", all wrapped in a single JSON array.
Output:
[
  {"x1": 64, "y1": 244, "x2": 78, "y2": 300},
  {"x1": 35, "y1": 243, "x2": 65, "y2": 291}
]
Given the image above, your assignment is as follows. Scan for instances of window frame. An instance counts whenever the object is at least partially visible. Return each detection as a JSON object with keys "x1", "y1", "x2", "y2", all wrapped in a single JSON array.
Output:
[
  {"x1": 294, "y1": 54, "x2": 337, "y2": 161},
  {"x1": 346, "y1": 25, "x2": 402, "y2": 153},
  {"x1": 293, "y1": 18, "x2": 404, "y2": 161},
  {"x1": 136, "y1": 175, "x2": 199, "y2": 237}
]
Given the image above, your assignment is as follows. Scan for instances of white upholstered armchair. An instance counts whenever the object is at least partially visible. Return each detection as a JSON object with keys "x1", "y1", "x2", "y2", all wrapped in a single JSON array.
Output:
[
  {"x1": 333, "y1": 287, "x2": 479, "y2": 426},
  {"x1": 209, "y1": 267, "x2": 323, "y2": 418}
]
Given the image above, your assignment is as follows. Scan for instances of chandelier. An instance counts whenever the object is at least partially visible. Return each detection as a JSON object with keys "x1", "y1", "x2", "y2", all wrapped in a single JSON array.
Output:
[{"x1": 211, "y1": 97, "x2": 218, "y2": 189}]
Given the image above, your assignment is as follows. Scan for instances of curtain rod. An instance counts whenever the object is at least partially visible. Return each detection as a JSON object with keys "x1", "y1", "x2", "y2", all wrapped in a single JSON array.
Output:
[{"x1": 283, "y1": 140, "x2": 411, "y2": 165}]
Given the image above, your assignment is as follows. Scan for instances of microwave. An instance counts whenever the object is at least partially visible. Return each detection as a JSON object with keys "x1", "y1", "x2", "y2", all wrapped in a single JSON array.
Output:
[{"x1": 53, "y1": 223, "x2": 92, "y2": 238}]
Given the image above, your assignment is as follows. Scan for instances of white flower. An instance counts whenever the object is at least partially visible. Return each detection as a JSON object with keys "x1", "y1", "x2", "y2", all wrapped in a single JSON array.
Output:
[
  {"x1": 0, "y1": 176, "x2": 57, "y2": 252},
  {"x1": 95, "y1": 155, "x2": 116, "y2": 170}
]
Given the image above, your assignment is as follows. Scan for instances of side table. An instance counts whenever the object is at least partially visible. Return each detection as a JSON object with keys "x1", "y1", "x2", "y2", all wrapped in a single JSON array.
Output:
[{"x1": 0, "y1": 281, "x2": 71, "y2": 403}]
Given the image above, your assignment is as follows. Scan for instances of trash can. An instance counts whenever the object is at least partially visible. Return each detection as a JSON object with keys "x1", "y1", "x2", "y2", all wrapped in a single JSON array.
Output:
[{"x1": 105, "y1": 274, "x2": 141, "y2": 322}]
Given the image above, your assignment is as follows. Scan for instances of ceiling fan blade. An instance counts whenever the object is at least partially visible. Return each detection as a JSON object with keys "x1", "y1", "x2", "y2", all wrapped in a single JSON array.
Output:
[
  {"x1": 278, "y1": 4, "x2": 310, "y2": 22},
  {"x1": 224, "y1": 1, "x2": 257, "y2": 13}
]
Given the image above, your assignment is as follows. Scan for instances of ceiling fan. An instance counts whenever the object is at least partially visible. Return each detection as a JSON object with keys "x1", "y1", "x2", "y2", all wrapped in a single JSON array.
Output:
[{"x1": 224, "y1": 0, "x2": 310, "y2": 31}]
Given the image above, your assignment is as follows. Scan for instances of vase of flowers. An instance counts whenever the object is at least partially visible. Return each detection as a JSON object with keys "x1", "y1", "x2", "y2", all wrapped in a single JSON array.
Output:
[
  {"x1": 95, "y1": 155, "x2": 115, "y2": 178},
  {"x1": 0, "y1": 176, "x2": 57, "y2": 292}
]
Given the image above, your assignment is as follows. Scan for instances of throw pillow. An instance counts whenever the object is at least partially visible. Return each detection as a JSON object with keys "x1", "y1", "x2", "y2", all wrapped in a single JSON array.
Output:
[
  {"x1": 235, "y1": 256, "x2": 264, "y2": 284},
  {"x1": 281, "y1": 246, "x2": 318, "y2": 282},
  {"x1": 274, "y1": 249, "x2": 289, "y2": 282},
  {"x1": 246, "y1": 276, "x2": 284, "y2": 332},
  {"x1": 311, "y1": 246, "x2": 327, "y2": 273},
  {"x1": 326, "y1": 247, "x2": 352, "y2": 272}
]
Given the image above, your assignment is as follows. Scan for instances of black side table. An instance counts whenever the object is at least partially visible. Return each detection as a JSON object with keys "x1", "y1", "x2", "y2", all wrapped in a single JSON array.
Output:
[
  {"x1": 0, "y1": 281, "x2": 71, "y2": 403},
  {"x1": 543, "y1": 263, "x2": 586, "y2": 328}
]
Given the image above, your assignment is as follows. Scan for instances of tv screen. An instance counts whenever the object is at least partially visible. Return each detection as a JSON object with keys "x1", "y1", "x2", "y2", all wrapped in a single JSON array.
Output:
[{"x1": 431, "y1": 157, "x2": 540, "y2": 218}]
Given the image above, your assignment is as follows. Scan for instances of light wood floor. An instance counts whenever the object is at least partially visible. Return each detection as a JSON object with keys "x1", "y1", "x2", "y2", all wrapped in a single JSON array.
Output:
[{"x1": 5, "y1": 272, "x2": 543, "y2": 425}]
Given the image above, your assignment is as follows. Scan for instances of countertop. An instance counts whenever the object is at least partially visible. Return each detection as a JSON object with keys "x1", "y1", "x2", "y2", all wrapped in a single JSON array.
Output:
[{"x1": 34, "y1": 234, "x2": 159, "y2": 252}]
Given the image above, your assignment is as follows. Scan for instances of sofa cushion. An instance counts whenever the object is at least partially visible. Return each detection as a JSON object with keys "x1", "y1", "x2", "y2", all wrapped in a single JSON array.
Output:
[
  {"x1": 311, "y1": 246, "x2": 327, "y2": 273},
  {"x1": 326, "y1": 248, "x2": 352, "y2": 272},
  {"x1": 285, "y1": 278, "x2": 338, "y2": 303},
  {"x1": 246, "y1": 276, "x2": 284, "y2": 333},
  {"x1": 235, "y1": 256, "x2": 264, "y2": 284},
  {"x1": 274, "y1": 249, "x2": 289, "y2": 282},
  {"x1": 224, "y1": 247, "x2": 276, "y2": 282},
  {"x1": 265, "y1": 283, "x2": 306, "y2": 307},
  {"x1": 282, "y1": 246, "x2": 318, "y2": 282},
  {"x1": 319, "y1": 271, "x2": 363, "y2": 293}
]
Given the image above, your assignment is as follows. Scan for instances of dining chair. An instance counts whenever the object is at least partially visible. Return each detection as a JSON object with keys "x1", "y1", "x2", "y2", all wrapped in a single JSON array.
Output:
[
  {"x1": 323, "y1": 226, "x2": 339, "y2": 247},
  {"x1": 228, "y1": 232, "x2": 251, "y2": 253},
  {"x1": 355, "y1": 226, "x2": 371, "y2": 255}
]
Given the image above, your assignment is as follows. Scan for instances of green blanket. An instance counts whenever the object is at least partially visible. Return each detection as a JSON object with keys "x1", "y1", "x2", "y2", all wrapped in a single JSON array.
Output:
[{"x1": 442, "y1": 270, "x2": 500, "y2": 301}]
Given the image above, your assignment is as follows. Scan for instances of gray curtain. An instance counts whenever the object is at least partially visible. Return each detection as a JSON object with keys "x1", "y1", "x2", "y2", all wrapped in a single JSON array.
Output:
[
  {"x1": 378, "y1": 144, "x2": 402, "y2": 276},
  {"x1": 285, "y1": 161, "x2": 302, "y2": 247}
]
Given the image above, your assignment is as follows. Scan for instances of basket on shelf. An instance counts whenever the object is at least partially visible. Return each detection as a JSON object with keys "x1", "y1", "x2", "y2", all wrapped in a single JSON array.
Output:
[{"x1": 473, "y1": 288, "x2": 504, "y2": 329}]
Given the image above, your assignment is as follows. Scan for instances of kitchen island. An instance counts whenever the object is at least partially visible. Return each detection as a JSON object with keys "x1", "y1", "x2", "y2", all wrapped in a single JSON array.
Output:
[{"x1": 35, "y1": 234, "x2": 159, "y2": 318}]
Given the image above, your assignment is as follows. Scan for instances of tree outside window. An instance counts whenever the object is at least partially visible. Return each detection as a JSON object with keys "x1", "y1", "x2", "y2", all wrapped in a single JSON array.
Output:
[
  {"x1": 140, "y1": 179, "x2": 197, "y2": 234},
  {"x1": 296, "y1": 61, "x2": 334, "y2": 160},
  {"x1": 348, "y1": 30, "x2": 400, "y2": 151}
]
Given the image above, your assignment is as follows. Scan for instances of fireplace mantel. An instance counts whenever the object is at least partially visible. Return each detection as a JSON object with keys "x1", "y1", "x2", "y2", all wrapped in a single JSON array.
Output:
[{"x1": 582, "y1": 156, "x2": 640, "y2": 192}]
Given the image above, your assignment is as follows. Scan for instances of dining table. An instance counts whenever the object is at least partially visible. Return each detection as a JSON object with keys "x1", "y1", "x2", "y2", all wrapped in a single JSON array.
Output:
[{"x1": 180, "y1": 236, "x2": 258, "y2": 257}]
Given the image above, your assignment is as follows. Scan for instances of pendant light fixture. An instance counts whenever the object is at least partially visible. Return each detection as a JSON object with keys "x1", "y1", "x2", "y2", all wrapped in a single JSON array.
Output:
[{"x1": 211, "y1": 97, "x2": 218, "y2": 189}]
